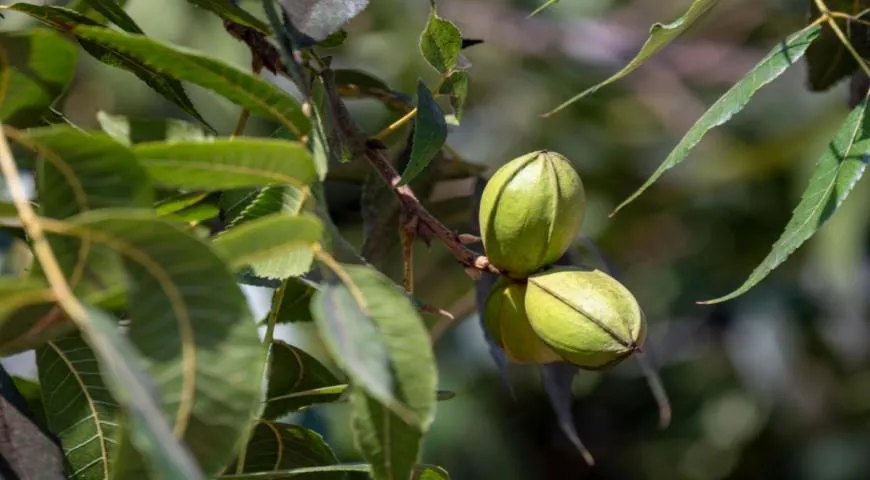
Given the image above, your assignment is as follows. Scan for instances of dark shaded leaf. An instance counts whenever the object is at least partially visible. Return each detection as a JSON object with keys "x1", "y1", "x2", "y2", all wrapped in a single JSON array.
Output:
[
  {"x1": 0, "y1": 29, "x2": 78, "y2": 128},
  {"x1": 397, "y1": 81, "x2": 447, "y2": 186},
  {"x1": 540, "y1": 363, "x2": 593, "y2": 465},
  {"x1": 704, "y1": 88, "x2": 870, "y2": 303},
  {"x1": 263, "y1": 340, "x2": 344, "y2": 419},
  {"x1": 266, "y1": 278, "x2": 317, "y2": 325},
  {"x1": 226, "y1": 420, "x2": 343, "y2": 479},
  {"x1": 350, "y1": 391, "x2": 421, "y2": 480},
  {"x1": 38, "y1": 334, "x2": 120, "y2": 479},
  {"x1": 806, "y1": 0, "x2": 870, "y2": 91}
]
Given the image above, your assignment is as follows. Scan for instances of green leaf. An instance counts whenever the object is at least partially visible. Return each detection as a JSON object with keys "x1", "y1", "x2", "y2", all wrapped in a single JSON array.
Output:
[
  {"x1": 0, "y1": 278, "x2": 54, "y2": 322},
  {"x1": 414, "y1": 465, "x2": 450, "y2": 480},
  {"x1": 38, "y1": 334, "x2": 120, "y2": 480},
  {"x1": 437, "y1": 71, "x2": 469, "y2": 124},
  {"x1": 226, "y1": 421, "x2": 343, "y2": 479},
  {"x1": 265, "y1": 279, "x2": 316, "y2": 325},
  {"x1": 78, "y1": 0, "x2": 143, "y2": 33},
  {"x1": 350, "y1": 392, "x2": 421, "y2": 480},
  {"x1": 397, "y1": 81, "x2": 447, "y2": 187},
  {"x1": 41, "y1": 210, "x2": 265, "y2": 476},
  {"x1": 217, "y1": 464, "x2": 370, "y2": 479},
  {"x1": 805, "y1": 0, "x2": 870, "y2": 91},
  {"x1": 132, "y1": 139, "x2": 317, "y2": 190},
  {"x1": 311, "y1": 264, "x2": 436, "y2": 479},
  {"x1": 71, "y1": 25, "x2": 309, "y2": 137},
  {"x1": 225, "y1": 185, "x2": 308, "y2": 229},
  {"x1": 66, "y1": 0, "x2": 130, "y2": 24},
  {"x1": 10, "y1": 126, "x2": 154, "y2": 220},
  {"x1": 185, "y1": 0, "x2": 270, "y2": 33},
  {"x1": 528, "y1": 0, "x2": 558, "y2": 17},
  {"x1": 543, "y1": 0, "x2": 720, "y2": 116},
  {"x1": 80, "y1": 305, "x2": 204, "y2": 480},
  {"x1": 96, "y1": 111, "x2": 209, "y2": 146},
  {"x1": 318, "y1": 29, "x2": 348, "y2": 48},
  {"x1": 13, "y1": 125, "x2": 151, "y2": 302},
  {"x1": 702, "y1": 91, "x2": 870, "y2": 304},
  {"x1": 263, "y1": 340, "x2": 344, "y2": 419},
  {"x1": 155, "y1": 192, "x2": 211, "y2": 217},
  {"x1": 312, "y1": 264, "x2": 436, "y2": 426},
  {"x1": 0, "y1": 29, "x2": 78, "y2": 128},
  {"x1": 419, "y1": 2, "x2": 462, "y2": 74},
  {"x1": 611, "y1": 24, "x2": 822, "y2": 215},
  {"x1": 5, "y1": 4, "x2": 212, "y2": 130},
  {"x1": 212, "y1": 213, "x2": 322, "y2": 277}
]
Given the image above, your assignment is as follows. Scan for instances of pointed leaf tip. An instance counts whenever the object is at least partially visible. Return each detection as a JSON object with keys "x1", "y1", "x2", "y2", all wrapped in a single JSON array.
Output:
[
  {"x1": 542, "y1": 0, "x2": 720, "y2": 116},
  {"x1": 701, "y1": 87, "x2": 870, "y2": 304},
  {"x1": 611, "y1": 23, "x2": 822, "y2": 215}
]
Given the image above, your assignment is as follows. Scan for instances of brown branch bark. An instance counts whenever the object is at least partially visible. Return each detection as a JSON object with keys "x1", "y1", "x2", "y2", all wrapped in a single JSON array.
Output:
[{"x1": 223, "y1": 20, "x2": 500, "y2": 278}]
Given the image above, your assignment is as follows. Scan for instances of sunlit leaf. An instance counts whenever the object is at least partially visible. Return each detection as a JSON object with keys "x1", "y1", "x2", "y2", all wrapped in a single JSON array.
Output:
[
  {"x1": 71, "y1": 25, "x2": 309, "y2": 137},
  {"x1": 5, "y1": 4, "x2": 212, "y2": 130},
  {"x1": 612, "y1": 24, "x2": 822, "y2": 215},
  {"x1": 703, "y1": 90, "x2": 870, "y2": 304},
  {"x1": 263, "y1": 340, "x2": 344, "y2": 419},
  {"x1": 212, "y1": 212, "x2": 322, "y2": 278},
  {"x1": 38, "y1": 334, "x2": 120, "y2": 479},
  {"x1": 96, "y1": 111, "x2": 209, "y2": 146},
  {"x1": 414, "y1": 465, "x2": 450, "y2": 480},
  {"x1": 397, "y1": 81, "x2": 447, "y2": 186},
  {"x1": 132, "y1": 139, "x2": 316, "y2": 190},
  {"x1": 419, "y1": 2, "x2": 462, "y2": 74},
  {"x1": 311, "y1": 264, "x2": 436, "y2": 428},
  {"x1": 312, "y1": 264, "x2": 436, "y2": 480},
  {"x1": 0, "y1": 29, "x2": 78, "y2": 128},
  {"x1": 185, "y1": 0, "x2": 270, "y2": 33},
  {"x1": 437, "y1": 71, "x2": 469, "y2": 123},
  {"x1": 78, "y1": 0, "x2": 143, "y2": 33},
  {"x1": 543, "y1": 0, "x2": 720, "y2": 116},
  {"x1": 528, "y1": 0, "x2": 558, "y2": 17}
]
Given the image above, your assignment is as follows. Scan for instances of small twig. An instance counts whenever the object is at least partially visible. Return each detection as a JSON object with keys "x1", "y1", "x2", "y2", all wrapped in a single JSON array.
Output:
[
  {"x1": 371, "y1": 107, "x2": 418, "y2": 140},
  {"x1": 400, "y1": 212, "x2": 417, "y2": 292},
  {"x1": 223, "y1": 20, "x2": 500, "y2": 278}
]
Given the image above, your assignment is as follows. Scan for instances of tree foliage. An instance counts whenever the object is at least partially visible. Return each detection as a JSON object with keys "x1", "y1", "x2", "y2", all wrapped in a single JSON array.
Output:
[{"x1": 0, "y1": 0, "x2": 867, "y2": 479}]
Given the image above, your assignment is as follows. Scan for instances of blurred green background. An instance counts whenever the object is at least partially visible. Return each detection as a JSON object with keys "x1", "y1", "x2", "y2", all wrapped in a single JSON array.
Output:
[{"x1": 5, "y1": 0, "x2": 870, "y2": 479}]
